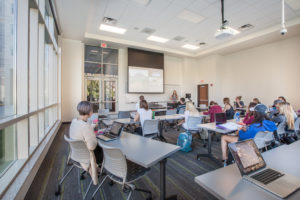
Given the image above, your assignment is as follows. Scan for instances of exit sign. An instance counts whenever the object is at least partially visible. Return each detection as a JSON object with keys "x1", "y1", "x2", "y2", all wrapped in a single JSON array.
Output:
[{"x1": 101, "y1": 43, "x2": 107, "y2": 48}]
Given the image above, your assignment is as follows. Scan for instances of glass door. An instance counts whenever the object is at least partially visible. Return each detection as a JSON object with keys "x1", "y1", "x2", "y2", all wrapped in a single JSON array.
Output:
[
  {"x1": 101, "y1": 78, "x2": 117, "y2": 112},
  {"x1": 86, "y1": 78, "x2": 100, "y2": 113}
]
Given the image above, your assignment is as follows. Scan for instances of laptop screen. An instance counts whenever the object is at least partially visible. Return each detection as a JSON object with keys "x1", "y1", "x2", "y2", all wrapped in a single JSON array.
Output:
[
  {"x1": 110, "y1": 122, "x2": 123, "y2": 136},
  {"x1": 215, "y1": 112, "x2": 227, "y2": 124},
  {"x1": 228, "y1": 139, "x2": 266, "y2": 175}
]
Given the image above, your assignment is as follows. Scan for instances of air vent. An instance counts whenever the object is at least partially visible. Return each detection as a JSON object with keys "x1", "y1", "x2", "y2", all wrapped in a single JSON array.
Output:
[
  {"x1": 173, "y1": 36, "x2": 185, "y2": 41},
  {"x1": 103, "y1": 17, "x2": 117, "y2": 25},
  {"x1": 199, "y1": 42, "x2": 206, "y2": 46},
  {"x1": 239, "y1": 24, "x2": 254, "y2": 31},
  {"x1": 140, "y1": 27, "x2": 156, "y2": 34}
]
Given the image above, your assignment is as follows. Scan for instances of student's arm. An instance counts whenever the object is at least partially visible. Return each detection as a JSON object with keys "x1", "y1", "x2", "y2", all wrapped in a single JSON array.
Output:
[
  {"x1": 223, "y1": 104, "x2": 229, "y2": 112},
  {"x1": 134, "y1": 112, "x2": 140, "y2": 122},
  {"x1": 83, "y1": 125, "x2": 97, "y2": 150}
]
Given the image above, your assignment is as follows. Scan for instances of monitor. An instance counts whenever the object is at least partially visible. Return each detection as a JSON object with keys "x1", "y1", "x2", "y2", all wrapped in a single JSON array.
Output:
[{"x1": 228, "y1": 139, "x2": 266, "y2": 175}]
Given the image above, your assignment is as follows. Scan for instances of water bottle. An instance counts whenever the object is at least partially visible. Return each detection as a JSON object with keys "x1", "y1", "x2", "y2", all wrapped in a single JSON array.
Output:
[
  {"x1": 235, "y1": 112, "x2": 240, "y2": 122},
  {"x1": 152, "y1": 111, "x2": 155, "y2": 119}
]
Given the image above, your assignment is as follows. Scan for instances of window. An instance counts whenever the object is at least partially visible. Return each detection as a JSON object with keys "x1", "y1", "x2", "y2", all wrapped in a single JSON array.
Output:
[
  {"x1": 0, "y1": 0, "x2": 16, "y2": 119},
  {"x1": 0, "y1": 125, "x2": 16, "y2": 176}
]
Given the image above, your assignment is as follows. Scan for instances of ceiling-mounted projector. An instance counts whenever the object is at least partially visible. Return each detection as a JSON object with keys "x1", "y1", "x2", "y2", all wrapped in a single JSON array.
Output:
[
  {"x1": 215, "y1": 26, "x2": 239, "y2": 39},
  {"x1": 215, "y1": 0, "x2": 239, "y2": 39}
]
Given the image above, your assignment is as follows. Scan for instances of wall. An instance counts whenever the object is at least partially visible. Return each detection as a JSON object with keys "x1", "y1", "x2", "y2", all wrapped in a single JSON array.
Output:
[
  {"x1": 61, "y1": 39, "x2": 84, "y2": 122},
  {"x1": 197, "y1": 35, "x2": 300, "y2": 109}
]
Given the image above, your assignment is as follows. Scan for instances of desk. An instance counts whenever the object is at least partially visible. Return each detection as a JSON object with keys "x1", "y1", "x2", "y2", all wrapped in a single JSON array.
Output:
[
  {"x1": 194, "y1": 141, "x2": 300, "y2": 200},
  {"x1": 98, "y1": 132, "x2": 180, "y2": 200},
  {"x1": 197, "y1": 119, "x2": 239, "y2": 164},
  {"x1": 102, "y1": 118, "x2": 138, "y2": 127}
]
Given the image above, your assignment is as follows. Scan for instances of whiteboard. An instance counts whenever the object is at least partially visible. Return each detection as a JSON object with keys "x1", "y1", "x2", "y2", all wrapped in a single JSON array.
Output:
[{"x1": 128, "y1": 66, "x2": 164, "y2": 93}]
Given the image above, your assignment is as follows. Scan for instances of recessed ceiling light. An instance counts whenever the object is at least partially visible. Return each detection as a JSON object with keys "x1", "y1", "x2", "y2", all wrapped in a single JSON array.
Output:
[
  {"x1": 178, "y1": 10, "x2": 204, "y2": 23},
  {"x1": 99, "y1": 24, "x2": 126, "y2": 34},
  {"x1": 182, "y1": 44, "x2": 199, "y2": 50},
  {"x1": 147, "y1": 35, "x2": 169, "y2": 43}
]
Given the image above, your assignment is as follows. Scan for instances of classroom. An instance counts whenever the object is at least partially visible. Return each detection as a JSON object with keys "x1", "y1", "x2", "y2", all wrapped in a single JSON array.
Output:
[{"x1": 1, "y1": 0, "x2": 300, "y2": 199}]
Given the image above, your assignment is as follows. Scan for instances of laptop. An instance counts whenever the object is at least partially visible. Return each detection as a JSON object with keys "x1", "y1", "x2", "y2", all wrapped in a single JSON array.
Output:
[
  {"x1": 229, "y1": 139, "x2": 300, "y2": 198},
  {"x1": 97, "y1": 122, "x2": 124, "y2": 142},
  {"x1": 215, "y1": 112, "x2": 227, "y2": 125}
]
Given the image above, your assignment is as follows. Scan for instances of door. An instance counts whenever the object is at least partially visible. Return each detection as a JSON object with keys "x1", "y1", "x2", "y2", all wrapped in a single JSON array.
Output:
[
  {"x1": 86, "y1": 78, "x2": 100, "y2": 113},
  {"x1": 197, "y1": 84, "x2": 209, "y2": 107},
  {"x1": 101, "y1": 78, "x2": 117, "y2": 112}
]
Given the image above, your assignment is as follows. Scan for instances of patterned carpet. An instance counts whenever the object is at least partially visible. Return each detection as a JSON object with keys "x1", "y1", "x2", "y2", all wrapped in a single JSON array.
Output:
[{"x1": 25, "y1": 124, "x2": 223, "y2": 200}]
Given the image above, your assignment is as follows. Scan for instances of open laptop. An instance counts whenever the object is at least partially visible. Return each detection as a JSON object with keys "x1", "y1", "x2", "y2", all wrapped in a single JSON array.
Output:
[
  {"x1": 215, "y1": 112, "x2": 227, "y2": 125},
  {"x1": 229, "y1": 139, "x2": 300, "y2": 198},
  {"x1": 97, "y1": 122, "x2": 123, "y2": 142}
]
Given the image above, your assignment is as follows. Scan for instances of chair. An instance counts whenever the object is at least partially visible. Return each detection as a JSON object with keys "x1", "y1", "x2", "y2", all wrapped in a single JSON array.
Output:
[
  {"x1": 164, "y1": 109, "x2": 177, "y2": 132},
  {"x1": 294, "y1": 117, "x2": 300, "y2": 134},
  {"x1": 142, "y1": 119, "x2": 160, "y2": 138},
  {"x1": 178, "y1": 108, "x2": 185, "y2": 114},
  {"x1": 276, "y1": 120, "x2": 286, "y2": 140},
  {"x1": 55, "y1": 135, "x2": 95, "y2": 200},
  {"x1": 91, "y1": 143, "x2": 152, "y2": 200},
  {"x1": 118, "y1": 111, "x2": 131, "y2": 119},
  {"x1": 183, "y1": 116, "x2": 207, "y2": 147},
  {"x1": 254, "y1": 131, "x2": 275, "y2": 151}
]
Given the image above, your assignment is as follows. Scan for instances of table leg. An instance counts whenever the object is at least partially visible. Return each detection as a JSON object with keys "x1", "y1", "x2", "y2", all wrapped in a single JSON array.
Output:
[
  {"x1": 160, "y1": 159, "x2": 177, "y2": 200},
  {"x1": 158, "y1": 121, "x2": 168, "y2": 143},
  {"x1": 196, "y1": 130, "x2": 222, "y2": 167}
]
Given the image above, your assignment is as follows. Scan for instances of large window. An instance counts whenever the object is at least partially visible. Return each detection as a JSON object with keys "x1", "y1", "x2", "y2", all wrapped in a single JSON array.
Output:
[
  {"x1": 0, "y1": 125, "x2": 16, "y2": 175},
  {"x1": 0, "y1": 0, "x2": 16, "y2": 119}
]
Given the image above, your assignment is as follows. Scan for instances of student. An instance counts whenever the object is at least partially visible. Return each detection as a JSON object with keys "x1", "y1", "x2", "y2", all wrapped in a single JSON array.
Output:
[
  {"x1": 69, "y1": 101, "x2": 103, "y2": 166},
  {"x1": 180, "y1": 101, "x2": 200, "y2": 129},
  {"x1": 278, "y1": 96, "x2": 287, "y2": 103},
  {"x1": 269, "y1": 99, "x2": 283, "y2": 118},
  {"x1": 241, "y1": 102, "x2": 257, "y2": 125},
  {"x1": 223, "y1": 97, "x2": 234, "y2": 119},
  {"x1": 136, "y1": 95, "x2": 145, "y2": 110},
  {"x1": 271, "y1": 102, "x2": 296, "y2": 130},
  {"x1": 234, "y1": 96, "x2": 244, "y2": 108},
  {"x1": 253, "y1": 98, "x2": 261, "y2": 104},
  {"x1": 204, "y1": 101, "x2": 222, "y2": 122},
  {"x1": 221, "y1": 104, "x2": 277, "y2": 166},
  {"x1": 176, "y1": 97, "x2": 186, "y2": 114},
  {"x1": 170, "y1": 90, "x2": 178, "y2": 101},
  {"x1": 134, "y1": 100, "x2": 152, "y2": 135}
]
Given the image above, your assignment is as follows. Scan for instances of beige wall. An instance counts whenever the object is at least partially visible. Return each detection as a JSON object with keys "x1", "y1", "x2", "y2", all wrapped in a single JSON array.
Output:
[
  {"x1": 61, "y1": 39, "x2": 84, "y2": 122},
  {"x1": 198, "y1": 35, "x2": 300, "y2": 109}
]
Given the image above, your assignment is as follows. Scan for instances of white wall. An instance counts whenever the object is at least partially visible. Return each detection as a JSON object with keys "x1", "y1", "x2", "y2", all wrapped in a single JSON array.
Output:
[
  {"x1": 197, "y1": 35, "x2": 300, "y2": 109},
  {"x1": 61, "y1": 39, "x2": 84, "y2": 122}
]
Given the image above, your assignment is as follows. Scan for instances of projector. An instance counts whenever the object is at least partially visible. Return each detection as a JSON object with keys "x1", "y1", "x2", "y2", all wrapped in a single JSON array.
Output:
[{"x1": 214, "y1": 27, "x2": 238, "y2": 39}]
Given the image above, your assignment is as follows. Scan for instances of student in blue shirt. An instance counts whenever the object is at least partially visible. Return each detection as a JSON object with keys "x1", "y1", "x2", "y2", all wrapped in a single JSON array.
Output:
[{"x1": 221, "y1": 104, "x2": 277, "y2": 166}]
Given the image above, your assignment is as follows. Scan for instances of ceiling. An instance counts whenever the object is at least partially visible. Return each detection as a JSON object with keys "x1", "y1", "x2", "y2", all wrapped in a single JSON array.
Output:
[{"x1": 54, "y1": 0, "x2": 300, "y2": 57}]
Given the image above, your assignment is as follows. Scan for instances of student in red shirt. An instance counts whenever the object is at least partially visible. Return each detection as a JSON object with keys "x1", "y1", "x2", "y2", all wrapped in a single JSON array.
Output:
[
  {"x1": 240, "y1": 102, "x2": 257, "y2": 125},
  {"x1": 204, "y1": 101, "x2": 222, "y2": 122}
]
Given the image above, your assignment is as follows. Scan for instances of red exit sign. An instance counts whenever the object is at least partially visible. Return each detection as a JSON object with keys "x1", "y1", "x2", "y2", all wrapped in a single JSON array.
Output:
[{"x1": 101, "y1": 43, "x2": 107, "y2": 48}]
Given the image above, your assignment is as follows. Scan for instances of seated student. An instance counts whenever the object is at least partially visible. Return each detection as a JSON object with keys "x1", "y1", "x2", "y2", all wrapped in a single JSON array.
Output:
[
  {"x1": 278, "y1": 96, "x2": 287, "y2": 103},
  {"x1": 269, "y1": 99, "x2": 283, "y2": 118},
  {"x1": 253, "y1": 98, "x2": 261, "y2": 104},
  {"x1": 270, "y1": 102, "x2": 296, "y2": 130},
  {"x1": 240, "y1": 102, "x2": 257, "y2": 125},
  {"x1": 177, "y1": 101, "x2": 200, "y2": 129},
  {"x1": 234, "y1": 96, "x2": 245, "y2": 108},
  {"x1": 204, "y1": 101, "x2": 222, "y2": 122},
  {"x1": 176, "y1": 97, "x2": 186, "y2": 114},
  {"x1": 134, "y1": 100, "x2": 152, "y2": 135},
  {"x1": 221, "y1": 104, "x2": 277, "y2": 166},
  {"x1": 69, "y1": 101, "x2": 103, "y2": 166},
  {"x1": 136, "y1": 95, "x2": 145, "y2": 110},
  {"x1": 223, "y1": 97, "x2": 234, "y2": 120}
]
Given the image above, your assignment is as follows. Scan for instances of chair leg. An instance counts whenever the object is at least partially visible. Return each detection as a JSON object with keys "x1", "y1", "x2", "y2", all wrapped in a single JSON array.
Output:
[
  {"x1": 135, "y1": 187, "x2": 152, "y2": 196},
  {"x1": 55, "y1": 165, "x2": 75, "y2": 195},
  {"x1": 91, "y1": 175, "x2": 108, "y2": 199},
  {"x1": 83, "y1": 179, "x2": 93, "y2": 200},
  {"x1": 126, "y1": 190, "x2": 133, "y2": 200}
]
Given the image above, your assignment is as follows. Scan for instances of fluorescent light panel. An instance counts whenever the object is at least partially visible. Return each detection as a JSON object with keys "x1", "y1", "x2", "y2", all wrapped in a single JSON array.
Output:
[
  {"x1": 99, "y1": 24, "x2": 126, "y2": 34},
  {"x1": 182, "y1": 44, "x2": 199, "y2": 50},
  {"x1": 147, "y1": 35, "x2": 169, "y2": 43}
]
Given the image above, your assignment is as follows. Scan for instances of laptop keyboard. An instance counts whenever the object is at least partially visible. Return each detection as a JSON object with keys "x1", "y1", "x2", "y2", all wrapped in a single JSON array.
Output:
[
  {"x1": 103, "y1": 133, "x2": 116, "y2": 139},
  {"x1": 251, "y1": 168, "x2": 284, "y2": 185}
]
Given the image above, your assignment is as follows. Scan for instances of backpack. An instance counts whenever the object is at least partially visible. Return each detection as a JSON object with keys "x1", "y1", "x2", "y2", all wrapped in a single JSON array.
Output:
[{"x1": 177, "y1": 132, "x2": 192, "y2": 152}]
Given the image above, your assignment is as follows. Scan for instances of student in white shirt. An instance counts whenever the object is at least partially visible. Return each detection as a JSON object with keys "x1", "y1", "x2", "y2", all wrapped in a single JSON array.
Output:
[
  {"x1": 69, "y1": 101, "x2": 103, "y2": 165},
  {"x1": 134, "y1": 100, "x2": 152, "y2": 135},
  {"x1": 136, "y1": 95, "x2": 145, "y2": 110}
]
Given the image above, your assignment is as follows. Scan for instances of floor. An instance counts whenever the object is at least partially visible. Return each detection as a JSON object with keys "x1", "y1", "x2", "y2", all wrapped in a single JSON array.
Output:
[{"x1": 25, "y1": 124, "x2": 223, "y2": 200}]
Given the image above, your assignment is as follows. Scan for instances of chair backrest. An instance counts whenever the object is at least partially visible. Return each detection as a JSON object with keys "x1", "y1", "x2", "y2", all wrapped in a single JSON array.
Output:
[
  {"x1": 166, "y1": 109, "x2": 176, "y2": 115},
  {"x1": 277, "y1": 120, "x2": 287, "y2": 136},
  {"x1": 295, "y1": 117, "x2": 300, "y2": 133},
  {"x1": 64, "y1": 135, "x2": 90, "y2": 164},
  {"x1": 178, "y1": 108, "x2": 185, "y2": 114},
  {"x1": 186, "y1": 116, "x2": 203, "y2": 130},
  {"x1": 99, "y1": 109, "x2": 109, "y2": 115},
  {"x1": 118, "y1": 111, "x2": 131, "y2": 119},
  {"x1": 254, "y1": 131, "x2": 274, "y2": 149},
  {"x1": 142, "y1": 119, "x2": 159, "y2": 136},
  {"x1": 98, "y1": 142, "x2": 127, "y2": 181}
]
